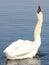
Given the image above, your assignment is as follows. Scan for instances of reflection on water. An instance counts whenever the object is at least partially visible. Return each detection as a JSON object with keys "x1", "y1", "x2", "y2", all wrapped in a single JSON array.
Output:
[{"x1": 5, "y1": 58, "x2": 40, "y2": 65}]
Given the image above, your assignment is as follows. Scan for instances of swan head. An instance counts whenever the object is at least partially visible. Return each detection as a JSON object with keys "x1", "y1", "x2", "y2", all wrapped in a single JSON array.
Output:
[
  {"x1": 37, "y1": 6, "x2": 41, "y2": 13},
  {"x1": 37, "y1": 6, "x2": 43, "y2": 21}
]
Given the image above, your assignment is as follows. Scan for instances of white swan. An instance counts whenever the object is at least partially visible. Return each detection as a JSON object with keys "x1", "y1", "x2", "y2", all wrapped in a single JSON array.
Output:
[{"x1": 3, "y1": 6, "x2": 43, "y2": 60}]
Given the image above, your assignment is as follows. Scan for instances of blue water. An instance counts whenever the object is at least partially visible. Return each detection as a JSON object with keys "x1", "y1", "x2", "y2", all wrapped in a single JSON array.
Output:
[{"x1": 0, "y1": 0, "x2": 49, "y2": 65}]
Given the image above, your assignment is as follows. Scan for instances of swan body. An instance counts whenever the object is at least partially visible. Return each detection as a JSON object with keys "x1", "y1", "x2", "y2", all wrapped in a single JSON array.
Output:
[{"x1": 3, "y1": 7, "x2": 43, "y2": 60}]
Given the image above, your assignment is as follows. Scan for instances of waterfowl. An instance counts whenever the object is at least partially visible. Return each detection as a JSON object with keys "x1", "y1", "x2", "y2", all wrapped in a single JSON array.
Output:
[{"x1": 3, "y1": 6, "x2": 43, "y2": 60}]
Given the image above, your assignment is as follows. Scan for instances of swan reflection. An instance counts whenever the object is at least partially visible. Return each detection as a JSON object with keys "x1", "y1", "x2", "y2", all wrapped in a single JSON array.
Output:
[{"x1": 6, "y1": 57, "x2": 40, "y2": 65}]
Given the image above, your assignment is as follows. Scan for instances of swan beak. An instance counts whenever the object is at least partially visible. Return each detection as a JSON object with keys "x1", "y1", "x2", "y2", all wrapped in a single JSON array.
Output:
[{"x1": 37, "y1": 6, "x2": 41, "y2": 14}]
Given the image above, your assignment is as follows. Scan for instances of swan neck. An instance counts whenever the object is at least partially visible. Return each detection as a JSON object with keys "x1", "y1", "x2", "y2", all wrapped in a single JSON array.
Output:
[{"x1": 34, "y1": 12, "x2": 43, "y2": 40}]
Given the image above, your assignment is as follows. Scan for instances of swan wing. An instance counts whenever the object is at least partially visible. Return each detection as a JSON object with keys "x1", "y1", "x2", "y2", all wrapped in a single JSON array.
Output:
[
  {"x1": 3, "y1": 39, "x2": 25, "y2": 53},
  {"x1": 11, "y1": 40, "x2": 35, "y2": 56}
]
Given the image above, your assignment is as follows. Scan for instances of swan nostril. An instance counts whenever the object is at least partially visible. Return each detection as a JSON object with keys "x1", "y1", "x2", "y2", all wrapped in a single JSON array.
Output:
[{"x1": 37, "y1": 6, "x2": 41, "y2": 13}]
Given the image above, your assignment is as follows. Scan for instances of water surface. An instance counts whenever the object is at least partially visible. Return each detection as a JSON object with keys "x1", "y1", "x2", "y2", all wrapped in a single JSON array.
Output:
[{"x1": 0, "y1": 0, "x2": 49, "y2": 65}]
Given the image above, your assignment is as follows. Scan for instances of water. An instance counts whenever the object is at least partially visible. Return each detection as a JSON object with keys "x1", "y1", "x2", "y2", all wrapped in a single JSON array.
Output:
[{"x1": 0, "y1": 0, "x2": 49, "y2": 65}]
